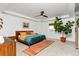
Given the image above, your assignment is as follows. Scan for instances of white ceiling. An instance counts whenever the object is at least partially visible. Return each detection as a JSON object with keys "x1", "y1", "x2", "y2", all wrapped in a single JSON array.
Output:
[
  {"x1": 0, "y1": 3, "x2": 8, "y2": 11},
  {"x1": 0, "y1": 3, "x2": 75, "y2": 19}
]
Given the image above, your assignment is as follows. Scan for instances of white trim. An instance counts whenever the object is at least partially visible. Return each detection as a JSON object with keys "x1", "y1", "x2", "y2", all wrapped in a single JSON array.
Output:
[
  {"x1": 1, "y1": 11, "x2": 73, "y2": 22},
  {"x1": 2, "y1": 11, "x2": 40, "y2": 22}
]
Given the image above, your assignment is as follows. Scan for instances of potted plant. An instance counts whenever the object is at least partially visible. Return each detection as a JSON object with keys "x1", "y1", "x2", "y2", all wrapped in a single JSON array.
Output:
[
  {"x1": 62, "y1": 21, "x2": 74, "y2": 42},
  {"x1": 54, "y1": 17, "x2": 74, "y2": 43}
]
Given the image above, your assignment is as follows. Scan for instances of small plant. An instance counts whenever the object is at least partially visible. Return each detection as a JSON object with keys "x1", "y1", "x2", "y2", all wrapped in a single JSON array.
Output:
[{"x1": 54, "y1": 17, "x2": 74, "y2": 42}]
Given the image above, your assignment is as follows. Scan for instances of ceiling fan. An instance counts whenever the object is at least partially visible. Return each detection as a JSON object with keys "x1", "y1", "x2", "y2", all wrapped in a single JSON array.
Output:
[{"x1": 35, "y1": 11, "x2": 48, "y2": 18}]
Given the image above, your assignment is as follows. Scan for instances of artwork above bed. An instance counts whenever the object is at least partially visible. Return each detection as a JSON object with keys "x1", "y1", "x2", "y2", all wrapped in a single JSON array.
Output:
[{"x1": 23, "y1": 22, "x2": 29, "y2": 28}]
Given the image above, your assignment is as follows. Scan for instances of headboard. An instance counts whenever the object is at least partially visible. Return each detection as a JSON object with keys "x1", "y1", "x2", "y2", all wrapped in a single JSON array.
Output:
[{"x1": 16, "y1": 31, "x2": 33, "y2": 39}]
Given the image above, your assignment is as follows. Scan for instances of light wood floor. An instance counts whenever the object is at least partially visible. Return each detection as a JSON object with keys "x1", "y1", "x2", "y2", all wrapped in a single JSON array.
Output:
[{"x1": 16, "y1": 39, "x2": 79, "y2": 56}]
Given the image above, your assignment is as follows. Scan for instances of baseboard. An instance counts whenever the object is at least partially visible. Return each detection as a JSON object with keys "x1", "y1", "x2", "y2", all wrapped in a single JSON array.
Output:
[{"x1": 47, "y1": 37, "x2": 75, "y2": 42}]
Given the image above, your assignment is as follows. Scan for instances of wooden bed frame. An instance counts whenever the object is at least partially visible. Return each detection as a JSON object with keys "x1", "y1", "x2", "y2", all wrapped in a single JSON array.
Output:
[{"x1": 16, "y1": 31, "x2": 46, "y2": 48}]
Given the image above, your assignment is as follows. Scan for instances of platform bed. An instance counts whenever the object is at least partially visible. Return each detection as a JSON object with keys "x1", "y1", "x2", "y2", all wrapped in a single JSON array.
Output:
[{"x1": 16, "y1": 31, "x2": 46, "y2": 48}]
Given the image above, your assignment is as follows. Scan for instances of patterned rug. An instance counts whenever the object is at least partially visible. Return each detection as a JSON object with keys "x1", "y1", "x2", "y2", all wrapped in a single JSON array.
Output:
[{"x1": 23, "y1": 39, "x2": 54, "y2": 56}]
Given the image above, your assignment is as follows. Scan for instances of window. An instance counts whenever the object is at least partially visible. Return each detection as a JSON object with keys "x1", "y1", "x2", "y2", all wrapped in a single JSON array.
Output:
[{"x1": 49, "y1": 23, "x2": 54, "y2": 30}]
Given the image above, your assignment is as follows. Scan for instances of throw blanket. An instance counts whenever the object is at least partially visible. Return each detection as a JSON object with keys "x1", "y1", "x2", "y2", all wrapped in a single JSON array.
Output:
[{"x1": 24, "y1": 34, "x2": 46, "y2": 43}]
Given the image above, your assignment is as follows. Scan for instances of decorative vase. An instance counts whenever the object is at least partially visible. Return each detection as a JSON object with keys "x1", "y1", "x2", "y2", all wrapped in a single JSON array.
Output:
[{"x1": 0, "y1": 36, "x2": 4, "y2": 44}]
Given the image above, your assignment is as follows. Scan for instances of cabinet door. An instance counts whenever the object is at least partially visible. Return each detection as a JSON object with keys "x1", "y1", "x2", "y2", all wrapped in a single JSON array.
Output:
[{"x1": 0, "y1": 42, "x2": 16, "y2": 56}]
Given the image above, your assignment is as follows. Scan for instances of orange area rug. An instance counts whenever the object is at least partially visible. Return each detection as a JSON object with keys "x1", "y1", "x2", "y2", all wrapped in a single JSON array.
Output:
[{"x1": 23, "y1": 39, "x2": 54, "y2": 56}]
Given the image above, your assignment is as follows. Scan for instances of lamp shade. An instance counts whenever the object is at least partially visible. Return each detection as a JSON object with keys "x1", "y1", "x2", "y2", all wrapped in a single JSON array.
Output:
[{"x1": 0, "y1": 36, "x2": 4, "y2": 44}]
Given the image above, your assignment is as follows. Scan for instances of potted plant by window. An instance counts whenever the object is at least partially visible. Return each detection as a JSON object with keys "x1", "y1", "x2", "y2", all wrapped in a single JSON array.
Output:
[
  {"x1": 61, "y1": 21, "x2": 74, "y2": 42},
  {"x1": 54, "y1": 17, "x2": 74, "y2": 43}
]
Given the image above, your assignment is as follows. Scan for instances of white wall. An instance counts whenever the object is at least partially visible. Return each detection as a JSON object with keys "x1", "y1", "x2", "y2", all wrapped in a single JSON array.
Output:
[
  {"x1": 39, "y1": 17, "x2": 75, "y2": 42},
  {"x1": 0, "y1": 13, "x2": 39, "y2": 37},
  {"x1": 0, "y1": 12, "x2": 76, "y2": 42}
]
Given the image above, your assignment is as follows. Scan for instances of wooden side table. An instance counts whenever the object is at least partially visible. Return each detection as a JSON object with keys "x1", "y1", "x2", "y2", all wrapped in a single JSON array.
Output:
[
  {"x1": 0, "y1": 37, "x2": 16, "y2": 56},
  {"x1": 8, "y1": 36, "x2": 16, "y2": 41}
]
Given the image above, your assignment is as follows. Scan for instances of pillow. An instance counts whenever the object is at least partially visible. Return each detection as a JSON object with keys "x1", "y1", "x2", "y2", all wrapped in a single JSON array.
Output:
[
  {"x1": 20, "y1": 32, "x2": 26, "y2": 36},
  {"x1": 18, "y1": 35, "x2": 26, "y2": 41},
  {"x1": 26, "y1": 31, "x2": 31, "y2": 35},
  {"x1": 30, "y1": 32, "x2": 37, "y2": 36}
]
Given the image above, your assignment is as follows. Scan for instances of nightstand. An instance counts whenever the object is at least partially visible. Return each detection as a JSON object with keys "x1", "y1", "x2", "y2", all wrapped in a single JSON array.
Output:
[{"x1": 8, "y1": 36, "x2": 16, "y2": 41}]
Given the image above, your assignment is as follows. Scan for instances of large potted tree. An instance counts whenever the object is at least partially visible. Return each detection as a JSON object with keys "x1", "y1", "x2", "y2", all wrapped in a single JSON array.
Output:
[{"x1": 54, "y1": 17, "x2": 74, "y2": 43}]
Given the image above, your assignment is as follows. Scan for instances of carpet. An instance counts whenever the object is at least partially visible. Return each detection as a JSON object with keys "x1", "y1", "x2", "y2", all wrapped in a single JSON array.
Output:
[{"x1": 23, "y1": 39, "x2": 54, "y2": 56}]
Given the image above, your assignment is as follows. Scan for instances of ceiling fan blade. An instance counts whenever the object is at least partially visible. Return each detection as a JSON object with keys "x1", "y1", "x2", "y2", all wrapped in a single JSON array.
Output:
[
  {"x1": 41, "y1": 11, "x2": 44, "y2": 15},
  {"x1": 43, "y1": 15, "x2": 48, "y2": 18},
  {"x1": 35, "y1": 11, "x2": 48, "y2": 18}
]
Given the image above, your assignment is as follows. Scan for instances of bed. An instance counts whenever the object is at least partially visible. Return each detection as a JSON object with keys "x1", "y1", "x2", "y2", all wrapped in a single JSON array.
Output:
[{"x1": 16, "y1": 31, "x2": 46, "y2": 48}]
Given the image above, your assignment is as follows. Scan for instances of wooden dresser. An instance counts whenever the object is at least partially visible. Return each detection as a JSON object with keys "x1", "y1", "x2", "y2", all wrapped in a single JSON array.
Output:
[{"x1": 0, "y1": 37, "x2": 16, "y2": 56}]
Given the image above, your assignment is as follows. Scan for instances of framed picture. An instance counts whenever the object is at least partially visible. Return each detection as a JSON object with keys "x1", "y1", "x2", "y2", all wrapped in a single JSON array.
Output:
[{"x1": 23, "y1": 22, "x2": 29, "y2": 28}]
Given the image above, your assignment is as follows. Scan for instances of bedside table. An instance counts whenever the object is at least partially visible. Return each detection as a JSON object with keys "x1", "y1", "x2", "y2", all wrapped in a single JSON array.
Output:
[
  {"x1": 0, "y1": 37, "x2": 16, "y2": 56},
  {"x1": 8, "y1": 36, "x2": 16, "y2": 41}
]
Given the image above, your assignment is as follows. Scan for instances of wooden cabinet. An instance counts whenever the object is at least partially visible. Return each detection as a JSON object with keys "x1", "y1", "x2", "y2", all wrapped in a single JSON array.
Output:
[{"x1": 0, "y1": 37, "x2": 16, "y2": 56}]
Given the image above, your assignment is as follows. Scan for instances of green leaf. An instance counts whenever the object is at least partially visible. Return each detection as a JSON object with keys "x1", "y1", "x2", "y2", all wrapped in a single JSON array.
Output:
[{"x1": 54, "y1": 16, "x2": 74, "y2": 35}]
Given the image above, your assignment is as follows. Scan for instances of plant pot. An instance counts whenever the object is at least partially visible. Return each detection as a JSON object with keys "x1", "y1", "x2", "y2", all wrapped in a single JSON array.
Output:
[{"x1": 60, "y1": 37, "x2": 66, "y2": 43}]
